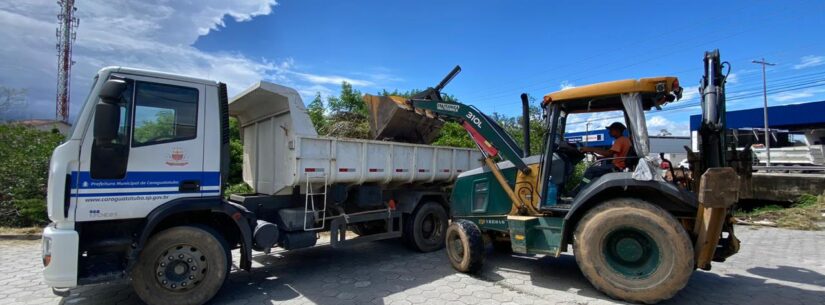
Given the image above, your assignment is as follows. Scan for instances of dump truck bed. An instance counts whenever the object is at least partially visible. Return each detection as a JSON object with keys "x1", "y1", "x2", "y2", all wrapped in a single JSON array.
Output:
[{"x1": 230, "y1": 81, "x2": 483, "y2": 195}]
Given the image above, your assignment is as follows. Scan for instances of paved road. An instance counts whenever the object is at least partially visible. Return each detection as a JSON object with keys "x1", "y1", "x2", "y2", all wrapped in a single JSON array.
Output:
[{"x1": 2, "y1": 226, "x2": 824, "y2": 305}]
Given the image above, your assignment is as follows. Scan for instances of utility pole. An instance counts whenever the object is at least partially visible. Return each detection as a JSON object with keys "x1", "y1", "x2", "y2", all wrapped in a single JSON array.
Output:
[
  {"x1": 56, "y1": 0, "x2": 79, "y2": 123},
  {"x1": 752, "y1": 58, "x2": 775, "y2": 167}
]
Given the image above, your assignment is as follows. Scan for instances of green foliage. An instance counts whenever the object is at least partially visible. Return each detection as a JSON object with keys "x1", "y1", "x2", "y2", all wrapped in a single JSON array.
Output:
[
  {"x1": 327, "y1": 82, "x2": 367, "y2": 116},
  {"x1": 432, "y1": 122, "x2": 475, "y2": 148},
  {"x1": 307, "y1": 93, "x2": 328, "y2": 134},
  {"x1": 795, "y1": 194, "x2": 819, "y2": 207},
  {"x1": 564, "y1": 162, "x2": 588, "y2": 194},
  {"x1": 224, "y1": 182, "x2": 253, "y2": 198},
  {"x1": 735, "y1": 194, "x2": 824, "y2": 230},
  {"x1": 133, "y1": 110, "x2": 175, "y2": 143},
  {"x1": 227, "y1": 117, "x2": 244, "y2": 185},
  {"x1": 487, "y1": 96, "x2": 548, "y2": 156},
  {"x1": 0, "y1": 125, "x2": 64, "y2": 201},
  {"x1": 11, "y1": 199, "x2": 48, "y2": 226},
  {"x1": 0, "y1": 124, "x2": 63, "y2": 227}
]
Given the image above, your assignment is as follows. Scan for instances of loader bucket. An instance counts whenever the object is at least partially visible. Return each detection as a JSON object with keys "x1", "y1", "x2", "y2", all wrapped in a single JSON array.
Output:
[{"x1": 363, "y1": 94, "x2": 444, "y2": 144}]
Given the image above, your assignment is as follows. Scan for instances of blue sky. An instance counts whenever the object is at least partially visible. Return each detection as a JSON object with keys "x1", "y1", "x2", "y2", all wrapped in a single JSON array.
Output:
[{"x1": 2, "y1": 0, "x2": 825, "y2": 135}]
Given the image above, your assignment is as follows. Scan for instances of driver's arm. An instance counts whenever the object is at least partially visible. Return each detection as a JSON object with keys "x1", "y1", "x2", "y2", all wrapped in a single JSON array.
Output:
[{"x1": 580, "y1": 147, "x2": 614, "y2": 157}]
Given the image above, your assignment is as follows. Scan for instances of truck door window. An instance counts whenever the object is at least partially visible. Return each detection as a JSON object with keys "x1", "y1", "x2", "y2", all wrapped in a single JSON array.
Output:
[{"x1": 132, "y1": 82, "x2": 198, "y2": 147}]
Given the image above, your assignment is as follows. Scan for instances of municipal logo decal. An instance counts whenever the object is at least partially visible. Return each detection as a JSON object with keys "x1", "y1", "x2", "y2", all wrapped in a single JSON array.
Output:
[{"x1": 166, "y1": 148, "x2": 189, "y2": 166}]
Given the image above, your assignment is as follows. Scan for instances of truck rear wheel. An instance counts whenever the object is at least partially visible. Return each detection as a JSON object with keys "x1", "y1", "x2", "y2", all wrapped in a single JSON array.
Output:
[
  {"x1": 445, "y1": 219, "x2": 485, "y2": 273},
  {"x1": 403, "y1": 201, "x2": 448, "y2": 252},
  {"x1": 573, "y1": 198, "x2": 693, "y2": 304},
  {"x1": 132, "y1": 226, "x2": 230, "y2": 305}
]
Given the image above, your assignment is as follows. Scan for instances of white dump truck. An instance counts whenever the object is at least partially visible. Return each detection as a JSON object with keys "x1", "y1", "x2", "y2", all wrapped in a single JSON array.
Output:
[{"x1": 41, "y1": 67, "x2": 482, "y2": 305}]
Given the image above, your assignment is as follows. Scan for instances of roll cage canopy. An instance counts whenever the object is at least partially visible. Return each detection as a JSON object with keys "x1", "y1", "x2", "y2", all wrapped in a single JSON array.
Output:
[{"x1": 542, "y1": 77, "x2": 683, "y2": 113}]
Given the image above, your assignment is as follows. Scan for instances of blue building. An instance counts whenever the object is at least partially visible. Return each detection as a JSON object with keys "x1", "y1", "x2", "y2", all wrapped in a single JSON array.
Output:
[{"x1": 689, "y1": 100, "x2": 825, "y2": 131}]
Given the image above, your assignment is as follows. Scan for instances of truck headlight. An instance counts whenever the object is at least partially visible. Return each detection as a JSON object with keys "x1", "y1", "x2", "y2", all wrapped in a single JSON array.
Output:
[{"x1": 42, "y1": 236, "x2": 52, "y2": 267}]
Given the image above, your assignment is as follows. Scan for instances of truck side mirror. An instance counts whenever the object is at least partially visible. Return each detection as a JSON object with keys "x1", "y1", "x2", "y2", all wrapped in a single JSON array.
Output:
[
  {"x1": 93, "y1": 103, "x2": 120, "y2": 141},
  {"x1": 98, "y1": 79, "x2": 127, "y2": 103}
]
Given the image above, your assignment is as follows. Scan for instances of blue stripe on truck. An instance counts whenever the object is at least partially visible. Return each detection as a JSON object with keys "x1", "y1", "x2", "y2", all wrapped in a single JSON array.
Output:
[
  {"x1": 72, "y1": 171, "x2": 221, "y2": 189},
  {"x1": 71, "y1": 190, "x2": 221, "y2": 198}
]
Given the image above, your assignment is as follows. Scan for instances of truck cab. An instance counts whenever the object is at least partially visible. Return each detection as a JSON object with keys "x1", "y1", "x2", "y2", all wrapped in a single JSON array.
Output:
[{"x1": 43, "y1": 67, "x2": 231, "y2": 288}]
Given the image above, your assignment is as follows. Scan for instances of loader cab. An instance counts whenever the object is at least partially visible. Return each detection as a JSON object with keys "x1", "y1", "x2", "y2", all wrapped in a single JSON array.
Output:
[{"x1": 539, "y1": 77, "x2": 683, "y2": 204}]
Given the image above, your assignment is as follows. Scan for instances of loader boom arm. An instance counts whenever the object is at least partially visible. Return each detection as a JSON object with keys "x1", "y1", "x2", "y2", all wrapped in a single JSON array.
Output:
[{"x1": 408, "y1": 66, "x2": 530, "y2": 173}]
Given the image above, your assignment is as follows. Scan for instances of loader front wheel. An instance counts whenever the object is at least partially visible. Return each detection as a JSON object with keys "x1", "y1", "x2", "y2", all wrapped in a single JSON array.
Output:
[
  {"x1": 573, "y1": 198, "x2": 693, "y2": 304},
  {"x1": 132, "y1": 226, "x2": 230, "y2": 305},
  {"x1": 445, "y1": 219, "x2": 485, "y2": 273}
]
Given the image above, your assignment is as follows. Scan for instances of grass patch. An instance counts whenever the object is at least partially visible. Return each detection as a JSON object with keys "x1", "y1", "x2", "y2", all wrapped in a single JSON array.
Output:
[
  {"x1": 735, "y1": 194, "x2": 825, "y2": 230},
  {"x1": 0, "y1": 226, "x2": 42, "y2": 235}
]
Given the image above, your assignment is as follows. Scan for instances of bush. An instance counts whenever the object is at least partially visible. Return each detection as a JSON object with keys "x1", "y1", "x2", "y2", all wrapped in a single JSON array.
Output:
[
  {"x1": 12, "y1": 199, "x2": 48, "y2": 226},
  {"x1": 224, "y1": 182, "x2": 253, "y2": 198},
  {"x1": 0, "y1": 125, "x2": 63, "y2": 227},
  {"x1": 0, "y1": 125, "x2": 64, "y2": 201}
]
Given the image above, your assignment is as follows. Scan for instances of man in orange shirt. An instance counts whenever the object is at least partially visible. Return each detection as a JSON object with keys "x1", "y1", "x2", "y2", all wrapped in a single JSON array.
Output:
[{"x1": 579, "y1": 122, "x2": 632, "y2": 183}]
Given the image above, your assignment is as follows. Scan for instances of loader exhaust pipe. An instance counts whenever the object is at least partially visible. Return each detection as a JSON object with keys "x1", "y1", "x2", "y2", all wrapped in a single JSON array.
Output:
[
  {"x1": 521, "y1": 93, "x2": 530, "y2": 157},
  {"x1": 435, "y1": 66, "x2": 462, "y2": 92}
]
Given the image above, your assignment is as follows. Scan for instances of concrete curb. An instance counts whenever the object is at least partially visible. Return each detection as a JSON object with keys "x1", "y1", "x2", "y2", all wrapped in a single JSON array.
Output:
[{"x1": 0, "y1": 234, "x2": 42, "y2": 240}]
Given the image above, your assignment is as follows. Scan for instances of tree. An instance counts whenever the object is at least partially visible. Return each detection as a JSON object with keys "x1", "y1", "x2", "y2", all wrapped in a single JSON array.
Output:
[
  {"x1": 327, "y1": 82, "x2": 367, "y2": 115},
  {"x1": 659, "y1": 129, "x2": 672, "y2": 136},
  {"x1": 307, "y1": 92, "x2": 327, "y2": 133},
  {"x1": 227, "y1": 117, "x2": 244, "y2": 184},
  {"x1": 0, "y1": 86, "x2": 27, "y2": 122}
]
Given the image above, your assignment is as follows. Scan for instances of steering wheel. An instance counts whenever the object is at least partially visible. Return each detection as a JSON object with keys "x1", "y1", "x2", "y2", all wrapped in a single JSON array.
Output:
[{"x1": 557, "y1": 141, "x2": 585, "y2": 163}]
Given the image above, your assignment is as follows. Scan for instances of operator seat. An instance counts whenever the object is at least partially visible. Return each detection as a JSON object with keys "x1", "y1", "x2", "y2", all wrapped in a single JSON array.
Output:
[{"x1": 624, "y1": 147, "x2": 640, "y2": 171}]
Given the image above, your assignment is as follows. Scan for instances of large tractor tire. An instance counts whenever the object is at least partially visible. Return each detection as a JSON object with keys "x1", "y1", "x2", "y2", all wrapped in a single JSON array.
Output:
[
  {"x1": 445, "y1": 219, "x2": 485, "y2": 273},
  {"x1": 132, "y1": 226, "x2": 231, "y2": 305},
  {"x1": 573, "y1": 198, "x2": 693, "y2": 304},
  {"x1": 403, "y1": 201, "x2": 448, "y2": 252}
]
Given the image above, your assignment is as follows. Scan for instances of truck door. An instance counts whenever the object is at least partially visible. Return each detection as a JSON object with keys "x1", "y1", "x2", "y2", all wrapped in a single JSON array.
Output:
[{"x1": 75, "y1": 74, "x2": 208, "y2": 222}]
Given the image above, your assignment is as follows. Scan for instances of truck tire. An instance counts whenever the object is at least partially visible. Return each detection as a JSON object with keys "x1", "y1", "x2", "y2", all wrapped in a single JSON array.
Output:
[
  {"x1": 403, "y1": 201, "x2": 448, "y2": 252},
  {"x1": 132, "y1": 226, "x2": 230, "y2": 305},
  {"x1": 573, "y1": 198, "x2": 693, "y2": 304},
  {"x1": 445, "y1": 219, "x2": 485, "y2": 273}
]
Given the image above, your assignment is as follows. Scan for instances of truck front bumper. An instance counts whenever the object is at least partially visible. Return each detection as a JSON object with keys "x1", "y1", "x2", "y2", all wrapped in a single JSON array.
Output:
[{"x1": 42, "y1": 224, "x2": 79, "y2": 288}]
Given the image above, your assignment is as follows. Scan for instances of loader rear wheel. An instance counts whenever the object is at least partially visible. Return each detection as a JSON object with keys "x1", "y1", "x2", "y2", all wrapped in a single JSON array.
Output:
[
  {"x1": 573, "y1": 198, "x2": 693, "y2": 304},
  {"x1": 445, "y1": 219, "x2": 485, "y2": 273},
  {"x1": 132, "y1": 226, "x2": 230, "y2": 305},
  {"x1": 404, "y1": 201, "x2": 448, "y2": 252}
]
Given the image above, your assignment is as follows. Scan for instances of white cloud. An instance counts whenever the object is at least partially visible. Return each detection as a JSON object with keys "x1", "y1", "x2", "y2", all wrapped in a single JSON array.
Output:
[
  {"x1": 559, "y1": 80, "x2": 576, "y2": 90},
  {"x1": 0, "y1": 0, "x2": 381, "y2": 121},
  {"x1": 680, "y1": 85, "x2": 700, "y2": 102},
  {"x1": 773, "y1": 87, "x2": 825, "y2": 102},
  {"x1": 794, "y1": 55, "x2": 825, "y2": 70},
  {"x1": 285, "y1": 71, "x2": 374, "y2": 87},
  {"x1": 726, "y1": 72, "x2": 739, "y2": 84}
]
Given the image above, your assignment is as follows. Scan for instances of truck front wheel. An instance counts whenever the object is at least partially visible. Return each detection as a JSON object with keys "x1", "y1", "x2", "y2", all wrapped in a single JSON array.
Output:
[
  {"x1": 132, "y1": 226, "x2": 230, "y2": 305},
  {"x1": 403, "y1": 201, "x2": 448, "y2": 252},
  {"x1": 573, "y1": 198, "x2": 693, "y2": 304}
]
